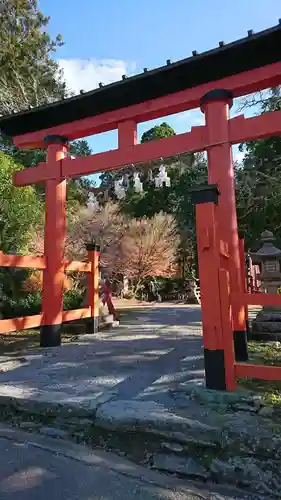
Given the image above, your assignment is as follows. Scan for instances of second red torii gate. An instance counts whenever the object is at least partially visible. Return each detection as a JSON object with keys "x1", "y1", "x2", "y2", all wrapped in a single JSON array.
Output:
[{"x1": 1, "y1": 23, "x2": 281, "y2": 390}]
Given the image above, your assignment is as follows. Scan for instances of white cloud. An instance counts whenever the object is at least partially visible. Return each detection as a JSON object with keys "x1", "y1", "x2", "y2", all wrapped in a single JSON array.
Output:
[{"x1": 58, "y1": 58, "x2": 136, "y2": 94}]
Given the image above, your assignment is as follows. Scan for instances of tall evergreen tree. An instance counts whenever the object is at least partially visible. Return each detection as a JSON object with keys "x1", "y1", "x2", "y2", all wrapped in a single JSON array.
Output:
[
  {"x1": 0, "y1": 0, "x2": 66, "y2": 115},
  {"x1": 236, "y1": 88, "x2": 281, "y2": 247},
  {"x1": 0, "y1": 2, "x2": 94, "y2": 205}
]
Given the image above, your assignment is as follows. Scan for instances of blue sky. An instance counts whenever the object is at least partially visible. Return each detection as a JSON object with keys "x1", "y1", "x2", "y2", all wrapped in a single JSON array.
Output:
[{"x1": 40, "y1": 0, "x2": 280, "y2": 165}]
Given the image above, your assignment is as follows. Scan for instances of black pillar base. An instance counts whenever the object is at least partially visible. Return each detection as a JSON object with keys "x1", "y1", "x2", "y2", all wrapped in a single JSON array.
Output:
[
  {"x1": 204, "y1": 349, "x2": 226, "y2": 390},
  {"x1": 233, "y1": 330, "x2": 248, "y2": 362},
  {"x1": 40, "y1": 324, "x2": 61, "y2": 347},
  {"x1": 86, "y1": 317, "x2": 99, "y2": 334},
  {"x1": 245, "y1": 319, "x2": 250, "y2": 336}
]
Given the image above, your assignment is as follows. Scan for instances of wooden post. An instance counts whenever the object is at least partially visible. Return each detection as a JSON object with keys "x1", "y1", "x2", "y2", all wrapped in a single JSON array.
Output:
[
  {"x1": 40, "y1": 135, "x2": 68, "y2": 347},
  {"x1": 219, "y1": 268, "x2": 236, "y2": 391},
  {"x1": 191, "y1": 185, "x2": 227, "y2": 390},
  {"x1": 201, "y1": 90, "x2": 248, "y2": 362},
  {"x1": 86, "y1": 243, "x2": 100, "y2": 333},
  {"x1": 238, "y1": 232, "x2": 249, "y2": 334}
]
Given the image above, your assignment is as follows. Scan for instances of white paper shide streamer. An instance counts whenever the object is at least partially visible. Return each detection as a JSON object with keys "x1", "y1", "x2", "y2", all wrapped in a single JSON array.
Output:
[
  {"x1": 154, "y1": 165, "x2": 171, "y2": 188},
  {"x1": 114, "y1": 178, "x2": 126, "y2": 199},
  {"x1": 133, "y1": 172, "x2": 143, "y2": 193}
]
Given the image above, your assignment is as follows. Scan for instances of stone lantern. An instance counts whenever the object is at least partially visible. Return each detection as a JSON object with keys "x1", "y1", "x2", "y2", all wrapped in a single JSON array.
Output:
[
  {"x1": 251, "y1": 230, "x2": 281, "y2": 339},
  {"x1": 250, "y1": 230, "x2": 281, "y2": 295}
]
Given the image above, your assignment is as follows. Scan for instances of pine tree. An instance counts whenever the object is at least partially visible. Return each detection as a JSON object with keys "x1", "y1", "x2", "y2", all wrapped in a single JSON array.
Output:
[{"x1": 0, "y1": 0, "x2": 66, "y2": 115}]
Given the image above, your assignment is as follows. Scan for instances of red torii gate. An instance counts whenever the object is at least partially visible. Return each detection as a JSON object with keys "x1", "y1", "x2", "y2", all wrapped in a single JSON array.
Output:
[{"x1": 1, "y1": 23, "x2": 281, "y2": 390}]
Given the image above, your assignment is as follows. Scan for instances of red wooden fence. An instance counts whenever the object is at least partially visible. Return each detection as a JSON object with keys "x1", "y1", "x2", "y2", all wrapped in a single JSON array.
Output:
[{"x1": 0, "y1": 250, "x2": 93, "y2": 335}]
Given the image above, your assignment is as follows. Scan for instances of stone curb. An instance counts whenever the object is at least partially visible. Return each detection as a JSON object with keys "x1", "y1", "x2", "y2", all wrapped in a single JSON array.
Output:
[
  {"x1": 0, "y1": 391, "x2": 110, "y2": 418},
  {"x1": 95, "y1": 400, "x2": 221, "y2": 448},
  {"x1": 0, "y1": 388, "x2": 280, "y2": 461},
  {"x1": 0, "y1": 390, "x2": 278, "y2": 452},
  {"x1": 0, "y1": 394, "x2": 220, "y2": 446}
]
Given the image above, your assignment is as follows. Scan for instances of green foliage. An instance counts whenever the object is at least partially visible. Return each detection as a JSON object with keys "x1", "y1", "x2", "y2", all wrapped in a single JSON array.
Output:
[
  {"x1": 239, "y1": 341, "x2": 281, "y2": 408},
  {"x1": 116, "y1": 118, "x2": 206, "y2": 225},
  {"x1": 0, "y1": 152, "x2": 42, "y2": 318},
  {"x1": 0, "y1": 151, "x2": 41, "y2": 253},
  {"x1": 121, "y1": 154, "x2": 207, "y2": 223},
  {"x1": 238, "y1": 89, "x2": 281, "y2": 176},
  {"x1": 0, "y1": 135, "x2": 46, "y2": 170},
  {"x1": 0, "y1": 138, "x2": 94, "y2": 206},
  {"x1": 0, "y1": 0, "x2": 66, "y2": 115},
  {"x1": 70, "y1": 140, "x2": 92, "y2": 158},
  {"x1": 140, "y1": 122, "x2": 175, "y2": 143},
  {"x1": 67, "y1": 140, "x2": 95, "y2": 205},
  {"x1": 264, "y1": 391, "x2": 281, "y2": 408},
  {"x1": 63, "y1": 288, "x2": 85, "y2": 311},
  {"x1": 237, "y1": 87, "x2": 281, "y2": 248},
  {"x1": 117, "y1": 121, "x2": 207, "y2": 228},
  {"x1": 247, "y1": 341, "x2": 281, "y2": 367},
  {"x1": 1, "y1": 284, "x2": 85, "y2": 318},
  {"x1": 1, "y1": 292, "x2": 41, "y2": 319}
]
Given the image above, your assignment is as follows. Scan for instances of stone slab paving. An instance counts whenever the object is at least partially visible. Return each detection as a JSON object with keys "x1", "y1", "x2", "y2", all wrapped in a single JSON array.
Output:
[{"x1": 0, "y1": 306, "x2": 204, "y2": 413}]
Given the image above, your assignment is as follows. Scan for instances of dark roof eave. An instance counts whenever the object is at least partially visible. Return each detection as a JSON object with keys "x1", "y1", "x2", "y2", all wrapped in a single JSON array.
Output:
[{"x1": 0, "y1": 23, "x2": 281, "y2": 137}]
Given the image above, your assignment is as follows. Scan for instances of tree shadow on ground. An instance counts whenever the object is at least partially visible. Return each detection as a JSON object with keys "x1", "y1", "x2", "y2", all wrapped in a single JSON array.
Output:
[{"x1": 0, "y1": 307, "x2": 204, "y2": 409}]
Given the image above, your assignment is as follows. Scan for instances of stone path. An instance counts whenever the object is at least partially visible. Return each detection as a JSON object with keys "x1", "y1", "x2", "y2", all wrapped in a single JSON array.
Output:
[{"x1": 0, "y1": 306, "x2": 204, "y2": 412}]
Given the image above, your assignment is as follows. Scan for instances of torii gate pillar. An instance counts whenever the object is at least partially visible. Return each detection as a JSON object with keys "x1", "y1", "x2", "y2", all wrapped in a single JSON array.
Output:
[
  {"x1": 40, "y1": 135, "x2": 68, "y2": 347},
  {"x1": 200, "y1": 89, "x2": 248, "y2": 362}
]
